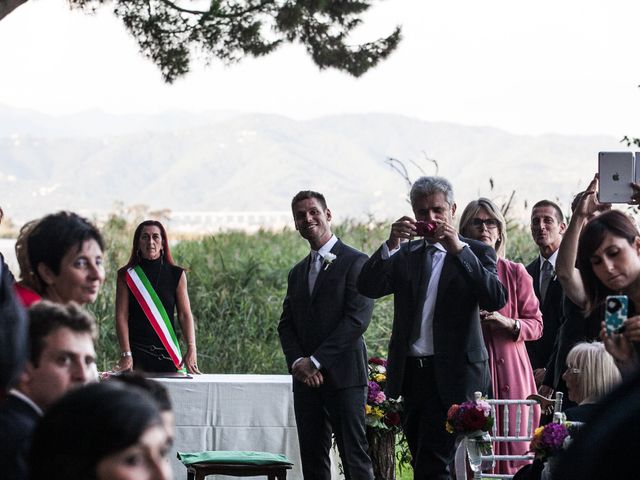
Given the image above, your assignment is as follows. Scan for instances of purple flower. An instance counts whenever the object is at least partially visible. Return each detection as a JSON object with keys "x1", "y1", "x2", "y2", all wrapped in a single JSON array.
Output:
[
  {"x1": 367, "y1": 381, "x2": 381, "y2": 403},
  {"x1": 540, "y1": 423, "x2": 569, "y2": 451}
]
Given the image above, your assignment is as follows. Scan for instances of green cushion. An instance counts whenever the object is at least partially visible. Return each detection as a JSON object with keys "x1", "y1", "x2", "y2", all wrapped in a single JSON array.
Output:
[{"x1": 177, "y1": 450, "x2": 292, "y2": 466}]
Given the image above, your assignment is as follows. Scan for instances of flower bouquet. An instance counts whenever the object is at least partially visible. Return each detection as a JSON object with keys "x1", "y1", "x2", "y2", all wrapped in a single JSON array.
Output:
[
  {"x1": 530, "y1": 416, "x2": 575, "y2": 479},
  {"x1": 365, "y1": 357, "x2": 404, "y2": 480},
  {"x1": 365, "y1": 357, "x2": 403, "y2": 433},
  {"x1": 446, "y1": 396, "x2": 495, "y2": 472},
  {"x1": 530, "y1": 422, "x2": 571, "y2": 461}
]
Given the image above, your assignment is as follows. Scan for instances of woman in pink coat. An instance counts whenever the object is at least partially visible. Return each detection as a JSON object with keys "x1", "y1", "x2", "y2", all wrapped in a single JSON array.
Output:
[{"x1": 460, "y1": 198, "x2": 543, "y2": 475}]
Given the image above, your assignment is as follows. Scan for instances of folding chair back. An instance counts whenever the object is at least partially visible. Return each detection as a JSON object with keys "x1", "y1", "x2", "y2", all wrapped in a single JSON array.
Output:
[{"x1": 464, "y1": 391, "x2": 563, "y2": 480}]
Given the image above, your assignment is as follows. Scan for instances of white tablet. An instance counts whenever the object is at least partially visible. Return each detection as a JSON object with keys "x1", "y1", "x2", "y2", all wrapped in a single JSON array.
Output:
[{"x1": 598, "y1": 151, "x2": 635, "y2": 203}]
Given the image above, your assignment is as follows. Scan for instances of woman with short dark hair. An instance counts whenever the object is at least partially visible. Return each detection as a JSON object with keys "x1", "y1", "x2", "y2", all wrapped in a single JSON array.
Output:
[
  {"x1": 27, "y1": 211, "x2": 105, "y2": 305},
  {"x1": 29, "y1": 381, "x2": 172, "y2": 480}
]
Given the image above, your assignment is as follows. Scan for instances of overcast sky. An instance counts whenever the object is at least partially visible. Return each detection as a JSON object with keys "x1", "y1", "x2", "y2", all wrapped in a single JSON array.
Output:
[{"x1": 0, "y1": 0, "x2": 639, "y2": 137}]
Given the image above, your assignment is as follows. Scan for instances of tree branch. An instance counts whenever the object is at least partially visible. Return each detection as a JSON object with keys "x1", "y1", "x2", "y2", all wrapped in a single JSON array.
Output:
[
  {"x1": 157, "y1": 0, "x2": 207, "y2": 15},
  {"x1": 158, "y1": 0, "x2": 275, "y2": 20},
  {"x1": 0, "y1": 0, "x2": 29, "y2": 21}
]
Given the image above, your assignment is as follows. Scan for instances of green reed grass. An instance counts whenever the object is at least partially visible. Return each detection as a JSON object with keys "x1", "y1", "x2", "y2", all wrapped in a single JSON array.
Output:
[{"x1": 88, "y1": 215, "x2": 538, "y2": 373}]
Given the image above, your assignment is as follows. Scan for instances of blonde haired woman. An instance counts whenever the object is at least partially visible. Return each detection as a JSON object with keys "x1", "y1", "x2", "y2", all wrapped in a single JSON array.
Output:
[
  {"x1": 460, "y1": 198, "x2": 543, "y2": 475},
  {"x1": 562, "y1": 342, "x2": 621, "y2": 421}
]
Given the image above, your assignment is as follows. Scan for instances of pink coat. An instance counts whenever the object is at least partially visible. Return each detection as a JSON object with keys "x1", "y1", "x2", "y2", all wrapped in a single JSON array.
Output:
[{"x1": 483, "y1": 257, "x2": 543, "y2": 474}]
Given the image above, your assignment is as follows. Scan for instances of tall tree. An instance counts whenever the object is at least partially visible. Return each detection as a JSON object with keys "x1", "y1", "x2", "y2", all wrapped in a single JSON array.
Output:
[{"x1": 0, "y1": 0, "x2": 401, "y2": 83}]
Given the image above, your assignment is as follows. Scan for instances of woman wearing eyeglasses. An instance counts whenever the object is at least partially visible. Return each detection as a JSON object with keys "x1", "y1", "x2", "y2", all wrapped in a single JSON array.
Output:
[{"x1": 460, "y1": 198, "x2": 543, "y2": 475}]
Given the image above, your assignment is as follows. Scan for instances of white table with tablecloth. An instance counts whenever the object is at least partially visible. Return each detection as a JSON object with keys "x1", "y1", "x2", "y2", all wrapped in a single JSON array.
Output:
[{"x1": 157, "y1": 374, "x2": 342, "y2": 480}]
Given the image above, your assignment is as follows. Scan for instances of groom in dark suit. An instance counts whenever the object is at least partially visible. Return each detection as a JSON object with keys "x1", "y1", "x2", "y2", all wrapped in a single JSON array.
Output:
[
  {"x1": 278, "y1": 190, "x2": 374, "y2": 480},
  {"x1": 357, "y1": 176, "x2": 507, "y2": 480}
]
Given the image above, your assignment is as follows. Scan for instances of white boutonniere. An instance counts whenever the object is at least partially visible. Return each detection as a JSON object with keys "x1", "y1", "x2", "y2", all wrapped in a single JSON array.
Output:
[{"x1": 323, "y1": 253, "x2": 337, "y2": 270}]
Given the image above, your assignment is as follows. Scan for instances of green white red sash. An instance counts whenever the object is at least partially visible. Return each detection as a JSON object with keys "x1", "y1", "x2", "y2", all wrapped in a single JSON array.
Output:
[{"x1": 125, "y1": 265, "x2": 184, "y2": 370}]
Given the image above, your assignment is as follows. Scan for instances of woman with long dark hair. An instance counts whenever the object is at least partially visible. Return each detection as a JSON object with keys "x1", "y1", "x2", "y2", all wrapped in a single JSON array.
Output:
[
  {"x1": 114, "y1": 220, "x2": 200, "y2": 374},
  {"x1": 577, "y1": 209, "x2": 640, "y2": 376}
]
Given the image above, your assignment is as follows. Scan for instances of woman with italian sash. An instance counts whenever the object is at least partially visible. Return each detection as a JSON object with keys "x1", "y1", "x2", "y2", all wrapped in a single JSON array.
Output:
[{"x1": 114, "y1": 220, "x2": 200, "y2": 374}]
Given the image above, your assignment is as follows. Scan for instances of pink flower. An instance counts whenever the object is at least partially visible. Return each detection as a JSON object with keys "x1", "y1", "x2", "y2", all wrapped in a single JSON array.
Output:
[
  {"x1": 475, "y1": 400, "x2": 492, "y2": 417},
  {"x1": 375, "y1": 391, "x2": 386, "y2": 404}
]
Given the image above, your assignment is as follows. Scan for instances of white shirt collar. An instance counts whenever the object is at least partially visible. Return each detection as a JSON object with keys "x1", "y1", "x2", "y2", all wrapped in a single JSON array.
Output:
[
  {"x1": 539, "y1": 249, "x2": 558, "y2": 270},
  {"x1": 8, "y1": 389, "x2": 43, "y2": 416},
  {"x1": 410, "y1": 240, "x2": 446, "y2": 253},
  {"x1": 313, "y1": 234, "x2": 338, "y2": 258},
  {"x1": 426, "y1": 242, "x2": 447, "y2": 253}
]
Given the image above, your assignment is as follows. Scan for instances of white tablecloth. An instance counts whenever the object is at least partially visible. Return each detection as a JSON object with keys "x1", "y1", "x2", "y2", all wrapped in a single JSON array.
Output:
[{"x1": 158, "y1": 374, "x2": 303, "y2": 480}]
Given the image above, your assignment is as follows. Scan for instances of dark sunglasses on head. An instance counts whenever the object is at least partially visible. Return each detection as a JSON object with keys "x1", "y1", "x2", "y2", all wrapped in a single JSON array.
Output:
[{"x1": 471, "y1": 218, "x2": 499, "y2": 229}]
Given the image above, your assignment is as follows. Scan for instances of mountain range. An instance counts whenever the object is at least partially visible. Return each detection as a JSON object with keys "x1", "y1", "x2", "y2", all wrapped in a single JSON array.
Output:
[{"x1": 0, "y1": 105, "x2": 626, "y2": 228}]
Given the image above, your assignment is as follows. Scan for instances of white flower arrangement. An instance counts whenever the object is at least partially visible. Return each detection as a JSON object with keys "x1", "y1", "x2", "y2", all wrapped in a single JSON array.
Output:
[{"x1": 323, "y1": 252, "x2": 337, "y2": 270}]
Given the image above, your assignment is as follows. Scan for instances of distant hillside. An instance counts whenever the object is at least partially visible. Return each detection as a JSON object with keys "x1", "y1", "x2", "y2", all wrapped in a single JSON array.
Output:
[{"x1": 0, "y1": 106, "x2": 625, "y2": 226}]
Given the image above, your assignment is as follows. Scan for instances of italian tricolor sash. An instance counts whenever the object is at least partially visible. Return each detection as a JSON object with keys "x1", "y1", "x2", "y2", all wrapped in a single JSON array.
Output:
[{"x1": 125, "y1": 265, "x2": 184, "y2": 371}]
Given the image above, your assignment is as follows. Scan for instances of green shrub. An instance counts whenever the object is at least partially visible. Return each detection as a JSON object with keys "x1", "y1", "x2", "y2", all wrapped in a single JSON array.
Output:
[{"x1": 89, "y1": 215, "x2": 538, "y2": 373}]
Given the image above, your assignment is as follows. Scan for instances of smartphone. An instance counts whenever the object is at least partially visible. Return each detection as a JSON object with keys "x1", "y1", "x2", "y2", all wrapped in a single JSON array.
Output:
[
  {"x1": 605, "y1": 295, "x2": 628, "y2": 335},
  {"x1": 598, "y1": 152, "x2": 635, "y2": 203},
  {"x1": 415, "y1": 220, "x2": 437, "y2": 237}
]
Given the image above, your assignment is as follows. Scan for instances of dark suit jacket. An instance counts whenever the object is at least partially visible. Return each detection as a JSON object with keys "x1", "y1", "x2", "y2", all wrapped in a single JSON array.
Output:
[
  {"x1": 0, "y1": 259, "x2": 27, "y2": 397},
  {"x1": 0, "y1": 393, "x2": 41, "y2": 480},
  {"x1": 544, "y1": 297, "x2": 601, "y2": 390},
  {"x1": 357, "y1": 237, "x2": 506, "y2": 406},
  {"x1": 278, "y1": 239, "x2": 374, "y2": 392},
  {"x1": 525, "y1": 257, "x2": 566, "y2": 371}
]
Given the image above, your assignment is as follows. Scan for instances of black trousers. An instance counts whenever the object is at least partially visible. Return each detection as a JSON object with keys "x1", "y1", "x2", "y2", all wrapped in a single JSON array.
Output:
[
  {"x1": 293, "y1": 384, "x2": 373, "y2": 480},
  {"x1": 402, "y1": 357, "x2": 457, "y2": 480},
  {"x1": 131, "y1": 341, "x2": 176, "y2": 373}
]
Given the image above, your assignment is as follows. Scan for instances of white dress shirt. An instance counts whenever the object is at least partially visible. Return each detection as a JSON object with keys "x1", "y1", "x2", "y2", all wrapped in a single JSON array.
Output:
[{"x1": 382, "y1": 240, "x2": 449, "y2": 356}]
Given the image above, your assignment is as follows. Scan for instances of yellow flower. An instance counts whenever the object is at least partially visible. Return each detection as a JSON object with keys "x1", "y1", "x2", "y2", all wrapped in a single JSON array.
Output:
[
  {"x1": 372, "y1": 407, "x2": 384, "y2": 419},
  {"x1": 365, "y1": 404, "x2": 372, "y2": 415},
  {"x1": 374, "y1": 373, "x2": 386, "y2": 383},
  {"x1": 533, "y1": 426, "x2": 544, "y2": 438}
]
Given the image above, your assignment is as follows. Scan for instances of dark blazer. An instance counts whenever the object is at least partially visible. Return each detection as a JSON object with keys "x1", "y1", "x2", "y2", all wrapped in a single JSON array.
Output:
[
  {"x1": 525, "y1": 257, "x2": 566, "y2": 371},
  {"x1": 278, "y1": 239, "x2": 374, "y2": 392},
  {"x1": 544, "y1": 297, "x2": 601, "y2": 390},
  {"x1": 0, "y1": 258, "x2": 27, "y2": 396},
  {"x1": 0, "y1": 393, "x2": 41, "y2": 480},
  {"x1": 357, "y1": 237, "x2": 506, "y2": 406}
]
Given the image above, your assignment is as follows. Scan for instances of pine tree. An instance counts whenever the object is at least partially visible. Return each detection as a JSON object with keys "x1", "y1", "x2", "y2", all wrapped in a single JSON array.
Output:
[{"x1": 61, "y1": 0, "x2": 402, "y2": 83}]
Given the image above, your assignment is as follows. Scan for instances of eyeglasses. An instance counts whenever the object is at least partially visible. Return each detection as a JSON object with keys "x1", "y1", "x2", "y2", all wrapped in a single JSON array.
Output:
[
  {"x1": 471, "y1": 218, "x2": 499, "y2": 229},
  {"x1": 565, "y1": 365, "x2": 580, "y2": 374}
]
